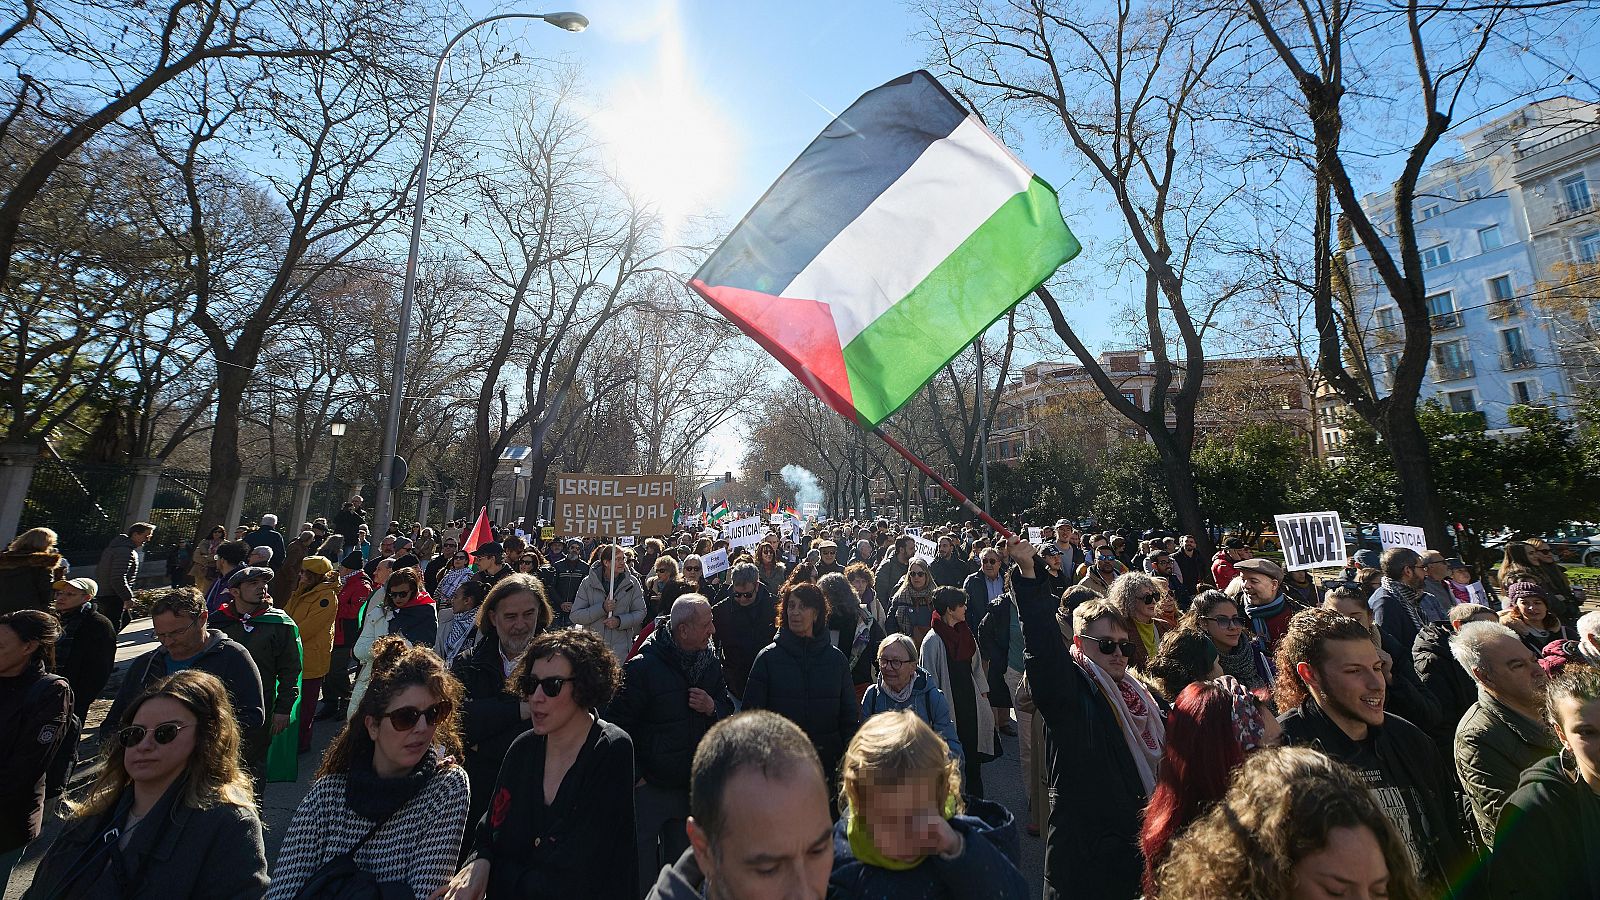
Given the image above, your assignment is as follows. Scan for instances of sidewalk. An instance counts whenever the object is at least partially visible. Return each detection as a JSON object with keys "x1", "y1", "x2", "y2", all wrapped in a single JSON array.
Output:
[{"x1": 3, "y1": 619, "x2": 342, "y2": 899}]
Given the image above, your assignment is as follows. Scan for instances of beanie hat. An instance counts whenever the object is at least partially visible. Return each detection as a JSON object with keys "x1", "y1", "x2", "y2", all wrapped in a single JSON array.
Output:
[
  {"x1": 301, "y1": 555, "x2": 334, "y2": 576},
  {"x1": 339, "y1": 550, "x2": 364, "y2": 571},
  {"x1": 1506, "y1": 581, "x2": 1550, "y2": 605}
]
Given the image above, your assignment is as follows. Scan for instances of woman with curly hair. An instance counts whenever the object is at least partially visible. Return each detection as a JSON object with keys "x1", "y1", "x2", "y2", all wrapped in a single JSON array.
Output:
[
  {"x1": 437, "y1": 628, "x2": 635, "y2": 900},
  {"x1": 268, "y1": 638, "x2": 469, "y2": 900},
  {"x1": 23, "y1": 670, "x2": 266, "y2": 899},
  {"x1": 1151, "y1": 746, "x2": 1422, "y2": 900}
]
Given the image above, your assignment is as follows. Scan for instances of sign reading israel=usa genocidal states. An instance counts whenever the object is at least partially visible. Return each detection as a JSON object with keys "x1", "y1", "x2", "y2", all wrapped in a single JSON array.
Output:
[
  {"x1": 554, "y1": 474, "x2": 675, "y2": 537},
  {"x1": 1273, "y1": 511, "x2": 1347, "y2": 572}
]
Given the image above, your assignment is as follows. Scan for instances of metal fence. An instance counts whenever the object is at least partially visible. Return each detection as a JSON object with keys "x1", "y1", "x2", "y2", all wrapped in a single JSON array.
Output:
[{"x1": 19, "y1": 459, "x2": 134, "y2": 557}]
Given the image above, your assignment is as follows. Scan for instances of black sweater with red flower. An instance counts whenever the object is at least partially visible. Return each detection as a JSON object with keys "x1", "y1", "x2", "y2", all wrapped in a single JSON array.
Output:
[{"x1": 471, "y1": 717, "x2": 637, "y2": 899}]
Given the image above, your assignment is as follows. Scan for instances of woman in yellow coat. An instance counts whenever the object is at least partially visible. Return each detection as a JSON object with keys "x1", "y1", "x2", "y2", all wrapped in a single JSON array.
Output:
[{"x1": 284, "y1": 555, "x2": 339, "y2": 753}]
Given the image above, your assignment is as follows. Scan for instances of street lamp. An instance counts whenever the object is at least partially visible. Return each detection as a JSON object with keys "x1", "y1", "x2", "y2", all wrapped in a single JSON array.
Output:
[
  {"x1": 371, "y1": 10, "x2": 588, "y2": 532},
  {"x1": 325, "y1": 418, "x2": 348, "y2": 510}
]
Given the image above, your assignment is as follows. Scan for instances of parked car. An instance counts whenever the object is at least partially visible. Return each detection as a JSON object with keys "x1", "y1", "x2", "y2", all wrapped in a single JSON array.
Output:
[{"x1": 1483, "y1": 523, "x2": 1600, "y2": 567}]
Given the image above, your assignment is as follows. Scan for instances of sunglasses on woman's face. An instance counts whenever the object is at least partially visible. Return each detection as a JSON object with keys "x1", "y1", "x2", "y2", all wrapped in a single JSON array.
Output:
[
  {"x1": 118, "y1": 722, "x2": 190, "y2": 748},
  {"x1": 1078, "y1": 635, "x2": 1137, "y2": 658},
  {"x1": 519, "y1": 675, "x2": 573, "y2": 698},
  {"x1": 1202, "y1": 614, "x2": 1250, "y2": 629},
  {"x1": 377, "y1": 700, "x2": 452, "y2": 730}
]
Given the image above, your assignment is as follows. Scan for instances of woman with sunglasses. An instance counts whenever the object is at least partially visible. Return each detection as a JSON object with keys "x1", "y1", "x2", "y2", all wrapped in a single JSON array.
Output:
[
  {"x1": 890, "y1": 558, "x2": 937, "y2": 642},
  {"x1": 437, "y1": 628, "x2": 635, "y2": 900},
  {"x1": 1109, "y1": 572, "x2": 1167, "y2": 672},
  {"x1": 270, "y1": 637, "x2": 469, "y2": 900},
  {"x1": 436, "y1": 550, "x2": 476, "y2": 612},
  {"x1": 646, "y1": 555, "x2": 691, "y2": 621},
  {"x1": 756, "y1": 541, "x2": 789, "y2": 597},
  {"x1": 1182, "y1": 590, "x2": 1272, "y2": 691},
  {"x1": 23, "y1": 669, "x2": 266, "y2": 899}
]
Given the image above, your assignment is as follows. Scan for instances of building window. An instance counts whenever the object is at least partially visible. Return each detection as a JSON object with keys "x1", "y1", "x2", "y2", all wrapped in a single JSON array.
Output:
[
  {"x1": 1486, "y1": 275, "x2": 1514, "y2": 302},
  {"x1": 1465, "y1": 187, "x2": 1483, "y2": 200},
  {"x1": 1421, "y1": 243, "x2": 1452, "y2": 269},
  {"x1": 1578, "y1": 231, "x2": 1600, "y2": 264},
  {"x1": 1120, "y1": 389, "x2": 1141, "y2": 409},
  {"x1": 1561, "y1": 172, "x2": 1592, "y2": 213},
  {"x1": 1434, "y1": 340, "x2": 1472, "y2": 380},
  {"x1": 1420, "y1": 203, "x2": 1441, "y2": 220},
  {"x1": 1511, "y1": 380, "x2": 1536, "y2": 405},
  {"x1": 1427, "y1": 291, "x2": 1459, "y2": 328},
  {"x1": 1500, "y1": 327, "x2": 1534, "y2": 370},
  {"x1": 1445, "y1": 390, "x2": 1477, "y2": 413},
  {"x1": 1376, "y1": 307, "x2": 1399, "y2": 329},
  {"x1": 1478, "y1": 224, "x2": 1503, "y2": 252}
]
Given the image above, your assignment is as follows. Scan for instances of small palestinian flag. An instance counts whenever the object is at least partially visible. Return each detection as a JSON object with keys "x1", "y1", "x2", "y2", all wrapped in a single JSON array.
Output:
[
  {"x1": 709, "y1": 499, "x2": 731, "y2": 523},
  {"x1": 690, "y1": 70, "x2": 1079, "y2": 428}
]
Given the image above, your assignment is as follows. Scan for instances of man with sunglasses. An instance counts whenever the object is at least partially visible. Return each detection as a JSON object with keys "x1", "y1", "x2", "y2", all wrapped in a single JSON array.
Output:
[
  {"x1": 711, "y1": 563, "x2": 776, "y2": 702},
  {"x1": 423, "y1": 536, "x2": 460, "y2": 595},
  {"x1": 210, "y1": 564, "x2": 302, "y2": 796},
  {"x1": 814, "y1": 541, "x2": 844, "y2": 576},
  {"x1": 612, "y1": 595, "x2": 733, "y2": 888},
  {"x1": 106, "y1": 587, "x2": 264, "y2": 746},
  {"x1": 1007, "y1": 532, "x2": 1164, "y2": 900}
]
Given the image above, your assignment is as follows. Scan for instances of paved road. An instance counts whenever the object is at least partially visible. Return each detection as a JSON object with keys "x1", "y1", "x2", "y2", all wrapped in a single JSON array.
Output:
[{"x1": 5, "y1": 622, "x2": 1048, "y2": 897}]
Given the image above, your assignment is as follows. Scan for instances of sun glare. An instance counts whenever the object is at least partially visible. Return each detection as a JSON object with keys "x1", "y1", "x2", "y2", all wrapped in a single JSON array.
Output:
[{"x1": 591, "y1": 36, "x2": 734, "y2": 241}]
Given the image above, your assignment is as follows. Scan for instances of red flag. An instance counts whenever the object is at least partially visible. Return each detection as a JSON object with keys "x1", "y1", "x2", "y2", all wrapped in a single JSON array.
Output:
[{"x1": 461, "y1": 507, "x2": 494, "y2": 557}]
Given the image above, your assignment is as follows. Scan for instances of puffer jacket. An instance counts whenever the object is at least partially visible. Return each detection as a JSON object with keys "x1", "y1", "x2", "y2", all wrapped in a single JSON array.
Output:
[
  {"x1": 743, "y1": 628, "x2": 859, "y2": 778},
  {"x1": 711, "y1": 587, "x2": 778, "y2": 699},
  {"x1": 1413, "y1": 622, "x2": 1477, "y2": 754},
  {"x1": 0, "y1": 550, "x2": 60, "y2": 615},
  {"x1": 1492, "y1": 755, "x2": 1600, "y2": 899},
  {"x1": 570, "y1": 564, "x2": 647, "y2": 661},
  {"x1": 860, "y1": 669, "x2": 963, "y2": 763},
  {"x1": 828, "y1": 796, "x2": 1027, "y2": 900},
  {"x1": 283, "y1": 577, "x2": 339, "y2": 680},
  {"x1": 607, "y1": 623, "x2": 733, "y2": 789},
  {"x1": 95, "y1": 535, "x2": 139, "y2": 602},
  {"x1": 1455, "y1": 689, "x2": 1558, "y2": 842}
]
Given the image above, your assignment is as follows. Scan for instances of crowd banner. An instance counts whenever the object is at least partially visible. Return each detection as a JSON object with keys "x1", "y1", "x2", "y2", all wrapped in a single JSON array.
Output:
[
  {"x1": 702, "y1": 548, "x2": 730, "y2": 577},
  {"x1": 802, "y1": 502, "x2": 820, "y2": 519},
  {"x1": 554, "y1": 474, "x2": 675, "y2": 536},
  {"x1": 1027, "y1": 526, "x2": 1043, "y2": 544},
  {"x1": 1378, "y1": 523, "x2": 1427, "y2": 553},
  {"x1": 1274, "y1": 511, "x2": 1347, "y2": 571},
  {"x1": 723, "y1": 515, "x2": 765, "y2": 550}
]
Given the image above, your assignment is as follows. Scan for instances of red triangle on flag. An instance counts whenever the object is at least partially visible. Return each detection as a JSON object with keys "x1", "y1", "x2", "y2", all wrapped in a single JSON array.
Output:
[{"x1": 461, "y1": 507, "x2": 494, "y2": 557}]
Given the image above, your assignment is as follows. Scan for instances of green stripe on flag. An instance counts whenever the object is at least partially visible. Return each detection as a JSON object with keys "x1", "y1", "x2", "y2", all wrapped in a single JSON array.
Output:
[{"x1": 840, "y1": 177, "x2": 1079, "y2": 426}]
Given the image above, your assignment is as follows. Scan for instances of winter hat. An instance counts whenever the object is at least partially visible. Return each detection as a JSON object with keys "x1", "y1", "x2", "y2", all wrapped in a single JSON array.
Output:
[
  {"x1": 301, "y1": 556, "x2": 334, "y2": 576},
  {"x1": 339, "y1": 550, "x2": 364, "y2": 571},
  {"x1": 1352, "y1": 549, "x2": 1381, "y2": 569},
  {"x1": 1506, "y1": 581, "x2": 1551, "y2": 606},
  {"x1": 1539, "y1": 638, "x2": 1578, "y2": 676}
]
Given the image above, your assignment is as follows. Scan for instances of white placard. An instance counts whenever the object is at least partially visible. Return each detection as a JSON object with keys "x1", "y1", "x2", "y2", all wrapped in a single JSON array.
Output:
[
  {"x1": 722, "y1": 515, "x2": 765, "y2": 550},
  {"x1": 770, "y1": 513, "x2": 785, "y2": 525},
  {"x1": 1378, "y1": 523, "x2": 1427, "y2": 553},
  {"x1": 701, "y1": 548, "x2": 730, "y2": 577},
  {"x1": 1027, "y1": 527, "x2": 1043, "y2": 544},
  {"x1": 910, "y1": 534, "x2": 937, "y2": 564},
  {"x1": 1273, "y1": 511, "x2": 1347, "y2": 571},
  {"x1": 802, "y1": 502, "x2": 820, "y2": 519},
  {"x1": 616, "y1": 535, "x2": 636, "y2": 548}
]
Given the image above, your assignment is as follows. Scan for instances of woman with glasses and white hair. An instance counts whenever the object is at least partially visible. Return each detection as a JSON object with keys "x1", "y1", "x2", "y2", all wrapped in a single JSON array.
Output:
[{"x1": 860, "y1": 633, "x2": 962, "y2": 763}]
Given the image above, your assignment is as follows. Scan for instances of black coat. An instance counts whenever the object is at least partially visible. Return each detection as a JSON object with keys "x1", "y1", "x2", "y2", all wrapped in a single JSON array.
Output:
[
  {"x1": 472, "y1": 719, "x2": 637, "y2": 900},
  {"x1": 608, "y1": 625, "x2": 733, "y2": 789},
  {"x1": 1492, "y1": 755, "x2": 1600, "y2": 899},
  {"x1": 450, "y1": 634, "x2": 529, "y2": 832},
  {"x1": 107, "y1": 633, "x2": 265, "y2": 734},
  {"x1": 827, "y1": 796, "x2": 1028, "y2": 900},
  {"x1": 549, "y1": 558, "x2": 589, "y2": 628},
  {"x1": 977, "y1": 593, "x2": 1017, "y2": 707},
  {"x1": 1013, "y1": 565, "x2": 1146, "y2": 900},
  {"x1": 55, "y1": 603, "x2": 117, "y2": 722},
  {"x1": 242, "y1": 526, "x2": 286, "y2": 568},
  {"x1": 827, "y1": 611, "x2": 885, "y2": 688},
  {"x1": 1278, "y1": 698, "x2": 1476, "y2": 897},
  {"x1": 711, "y1": 589, "x2": 777, "y2": 699},
  {"x1": 0, "y1": 663, "x2": 72, "y2": 853},
  {"x1": 962, "y1": 570, "x2": 1002, "y2": 632},
  {"x1": 21, "y1": 786, "x2": 268, "y2": 900},
  {"x1": 0, "y1": 550, "x2": 59, "y2": 615},
  {"x1": 1413, "y1": 623, "x2": 1478, "y2": 755},
  {"x1": 930, "y1": 555, "x2": 971, "y2": 588},
  {"x1": 743, "y1": 629, "x2": 860, "y2": 779}
]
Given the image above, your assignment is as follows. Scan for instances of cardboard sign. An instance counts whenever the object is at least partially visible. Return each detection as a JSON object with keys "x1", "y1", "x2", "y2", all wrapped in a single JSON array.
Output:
[
  {"x1": 910, "y1": 534, "x2": 937, "y2": 564},
  {"x1": 553, "y1": 474, "x2": 675, "y2": 536},
  {"x1": 723, "y1": 515, "x2": 765, "y2": 550},
  {"x1": 1378, "y1": 523, "x2": 1427, "y2": 553},
  {"x1": 1027, "y1": 527, "x2": 1043, "y2": 544},
  {"x1": 770, "y1": 513, "x2": 785, "y2": 525},
  {"x1": 617, "y1": 535, "x2": 636, "y2": 548},
  {"x1": 701, "y1": 548, "x2": 730, "y2": 577},
  {"x1": 1274, "y1": 511, "x2": 1347, "y2": 571}
]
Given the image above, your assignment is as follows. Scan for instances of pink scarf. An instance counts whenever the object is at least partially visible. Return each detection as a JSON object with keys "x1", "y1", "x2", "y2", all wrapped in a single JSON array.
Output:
[{"x1": 1070, "y1": 642, "x2": 1165, "y2": 792}]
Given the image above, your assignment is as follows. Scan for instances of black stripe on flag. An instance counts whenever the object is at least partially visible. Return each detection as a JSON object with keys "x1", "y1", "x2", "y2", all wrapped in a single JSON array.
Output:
[{"x1": 694, "y1": 70, "x2": 968, "y2": 296}]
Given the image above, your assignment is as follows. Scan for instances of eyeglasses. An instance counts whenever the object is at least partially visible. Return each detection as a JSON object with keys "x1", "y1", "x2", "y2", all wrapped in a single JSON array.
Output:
[
  {"x1": 1077, "y1": 635, "x2": 1137, "y2": 657},
  {"x1": 519, "y1": 675, "x2": 574, "y2": 698},
  {"x1": 877, "y1": 657, "x2": 910, "y2": 669},
  {"x1": 731, "y1": 589, "x2": 755, "y2": 599},
  {"x1": 153, "y1": 618, "x2": 200, "y2": 641},
  {"x1": 388, "y1": 590, "x2": 412, "y2": 603},
  {"x1": 377, "y1": 701, "x2": 453, "y2": 730},
  {"x1": 118, "y1": 722, "x2": 191, "y2": 748},
  {"x1": 1201, "y1": 615, "x2": 1250, "y2": 629}
]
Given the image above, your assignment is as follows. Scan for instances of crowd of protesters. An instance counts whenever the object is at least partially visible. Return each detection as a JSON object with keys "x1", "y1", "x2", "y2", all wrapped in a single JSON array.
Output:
[{"x1": 1, "y1": 502, "x2": 1598, "y2": 899}]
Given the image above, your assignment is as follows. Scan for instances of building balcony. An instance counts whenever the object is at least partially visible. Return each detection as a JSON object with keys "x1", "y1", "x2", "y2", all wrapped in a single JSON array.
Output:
[
  {"x1": 1430, "y1": 311, "x2": 1463, "y2": 330},
  {"x1": 1433, "y1": 360, "x2": 1475, "y2": 382},
  {"x1": 1551, "y1": 195, "x2": 1595, "y2": 225},
  {"x1": 1501, "y1": 349, "x2": 1538, "y2": 371},
  {"x1": 1487, "y1": 299, "x2": 1521, "y2": 320}
]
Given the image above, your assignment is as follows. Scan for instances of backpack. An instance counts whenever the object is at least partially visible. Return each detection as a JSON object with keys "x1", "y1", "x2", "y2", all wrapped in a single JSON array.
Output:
[{"x1": 289, "y1": 808, "x2": 411, "y2": 900}]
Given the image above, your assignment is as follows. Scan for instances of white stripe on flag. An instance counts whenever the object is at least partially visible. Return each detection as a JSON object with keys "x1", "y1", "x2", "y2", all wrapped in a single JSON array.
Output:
[{"x1": 780, "y1": 115, "x2": 1033, "y2": 347}]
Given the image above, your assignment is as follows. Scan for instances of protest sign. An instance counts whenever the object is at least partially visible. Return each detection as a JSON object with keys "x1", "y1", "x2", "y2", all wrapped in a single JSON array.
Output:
[
  {"x1": 1274, "y1": 511, "x2": 1347, "y2": 571},
  {"x1": 617, "y1": 535, "x2": 636, "y2": 548},
  {"x1": 911, "y1": 534, "x2": 937, "y2": 564},
  {"x1": 514, "y1": 529, "x2": 526, "y2": 538},
  {"x1": 905, "y1": 526, "x2": 923, "y2": 537},
  {"x1": 802, "y1": 502, "x2": 820, "y2": 519},
  {"x1": 1027, "y1": 527, "x2": 1043, "y2": 544},
  {"x1": 770, "y1": 513, "x2": 785, "y2": 525},
  {"x1": 540, "y1": 526, "x2": 555, "y2": 540},
  {"x1": 1378, "y1": 523, "x2": 1427, "y2": 553},
  {"x1": 553, "y1": 474, "x2": 674, "y2": 536},
  {"x1": 701, "y1": 548, "x2": 730, "y2": 577},
  {"x1": 723, "y1": 515, "x2": 765, "y2": 550}
]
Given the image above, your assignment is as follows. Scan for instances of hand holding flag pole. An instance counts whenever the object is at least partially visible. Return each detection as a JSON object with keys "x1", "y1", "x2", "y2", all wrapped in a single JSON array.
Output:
[{"x1": 689, "y1": 71, "x2": 1079, "y2": 543}]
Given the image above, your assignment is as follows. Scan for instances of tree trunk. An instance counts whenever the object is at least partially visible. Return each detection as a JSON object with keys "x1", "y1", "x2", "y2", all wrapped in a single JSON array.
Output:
[
  {"x1": 194, "y1": 363, "x2": 249, "y2": 543},
  {"x1": 1149, "y1": 432, "x2": 1213, "y2": 562},
  {"x1": 1378, "y1": 402, "x2": 1450, "y2": 548}
]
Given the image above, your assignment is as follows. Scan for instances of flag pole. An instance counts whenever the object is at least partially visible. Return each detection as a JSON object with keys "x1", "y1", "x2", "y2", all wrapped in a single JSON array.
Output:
[{"x1": 868, "y1": 426, "x2": 1015, "y2": 540}]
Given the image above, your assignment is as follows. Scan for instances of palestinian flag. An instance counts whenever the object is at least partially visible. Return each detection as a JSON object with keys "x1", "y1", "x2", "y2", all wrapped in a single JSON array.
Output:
[
  {"x1": 690, "y1": 70, "x2": 1079, "y2": 427},
  {"x1": 672, "y1": 507, "x2": 684, "y2": 527},
  {"x1": 709, "y1": 499, "x2": 730, "y2": 523}
]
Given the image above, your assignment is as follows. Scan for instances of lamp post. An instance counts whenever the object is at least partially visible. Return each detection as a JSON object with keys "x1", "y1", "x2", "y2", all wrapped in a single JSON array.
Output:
[
  {"x1": 326, "y1": 419, "x2": 347, "y2": 510},
  {"x1": 371, "y1": 10, "x2": 589, "y2": 533}
]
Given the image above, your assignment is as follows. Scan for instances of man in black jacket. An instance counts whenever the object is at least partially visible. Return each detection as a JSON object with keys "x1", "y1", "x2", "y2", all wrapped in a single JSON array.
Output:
[
  {"x1": 1414, "y1": 603, "x2": 1497, "y2": 756},
  {"x1": 107, "y1": 587, "x2": 264, "y2": 734},
  {"x1": 610, "y1": 595, "x2": 733, "y2": 891},
  {"x1": 710, "y1": 563, "x2": 776, "y2": 701},
  {"x1": 242, "y1": 514, "x2": 287, "y2": 568},
  {"x1": 549, "y1": 539, "x2": 589, "y2": 628},
  {"x1": 50, "y1": 578, "x2": 115, "y2": 722},
  {"x1": 1275, "y1": 606, "x2": 1475, "y2": 898}
]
